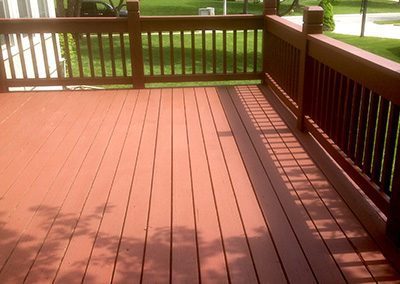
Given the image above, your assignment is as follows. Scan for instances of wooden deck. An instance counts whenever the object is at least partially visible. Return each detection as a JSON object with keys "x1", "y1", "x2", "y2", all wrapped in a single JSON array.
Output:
[{"x1": 0, "y1": 85, "x2": 399, "y2": 283}]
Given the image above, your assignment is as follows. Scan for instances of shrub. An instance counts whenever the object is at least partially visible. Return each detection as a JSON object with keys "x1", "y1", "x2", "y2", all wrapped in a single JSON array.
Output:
[
  {"x1": 58, "y1": 33, "x2": 77, "y2": 76},
  {"x1": 319, "y1": 0, "x2": 335, "y2": 31}
]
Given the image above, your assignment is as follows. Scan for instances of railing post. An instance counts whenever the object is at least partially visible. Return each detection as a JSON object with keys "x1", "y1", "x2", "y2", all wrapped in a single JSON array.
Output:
[
  {"x1": 297, "y1": 6, "x2": 323, "y2": 131},
  {"x1": 263, "y1": 0, "x2": 277, "y2": 15},
  {"x1": 127, "y1": 0, "x2": 145, "y2": 89},
  {"x1": 262, "y1": 0, "x2": 276, "y2": 84},
  {"x1": 0, "y1": 47, "x2": 8, "y2": 93},
  {"x1": 386, "y1": 146, "x2": 400, "y2": 246}
]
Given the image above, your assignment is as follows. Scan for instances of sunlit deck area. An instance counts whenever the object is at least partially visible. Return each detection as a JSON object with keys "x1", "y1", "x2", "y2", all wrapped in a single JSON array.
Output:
[{"x1": 0, "y1": 85, "x2": 399, "y2": 283}]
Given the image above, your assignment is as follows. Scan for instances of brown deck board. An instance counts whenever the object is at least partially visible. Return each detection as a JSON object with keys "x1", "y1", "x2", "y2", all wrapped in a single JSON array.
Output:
[
  {"x1": 184, "y1": 88, "x2": 228, "y2": 283},
  {"x1": 217, "y1": 86, "x2": 320, "y2": 283},
  {"x1": 206, "y1": 87, "x2": 287, "y2": 283},
  {"x1": 197, "y1": 87, "x2": 258, "y2": 283},
  {"x1": 54, "y1": 90, "x2": 136, "y2": 282},
  {"x1": 0, "y1": 91, "x2": 111, "y2": 282},
  {"x1": 24, "y1": 91, "x2": 126, "y2": 283},
  {"x1": 227, "y1": 85, "x2": 368, "y2": 283},
  {"x1": 0, "y1": 86, "x2": 399, "y2": 283},
  {"x1": 0, "y1": 92, "x2": 33, "y2": 125},
  {"x1": 170, "y1": 88, "x2": 199, "y2": 283},
  {"x1": 0, "y1": 92, "x2": 66, "y2": 191},
  {"x1": 141, "y1": 88, "x2": 173, "y2": 283},
  {"x1": 84, "y1": 89, "x2": 147, "y2": 283},
  {"x1": 112, "y1": 89, "x2": 159, "y2": 283},
  {"x1": 248, "y1": 85, "x2": 400, "y2": 282},
  {"x1": 0, "y1": 92, "x2": 94, "y2": 248},
  {"x1": 0, "y1": 94, "x2": 92, "y2": 223}
]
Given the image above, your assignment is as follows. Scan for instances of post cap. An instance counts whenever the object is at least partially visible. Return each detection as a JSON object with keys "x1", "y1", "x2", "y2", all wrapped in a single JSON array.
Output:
[
  {"x1": 127, "y1": 0, "x2": 140, "y2": 11},
  {"x1": 303, "y1": 6, "x2": 324, "y2": 34},
  {"x1": 303, "y1": 6, "x2": 323, "y2": 25},
  {"x1": 263, "y1": 0, "x2": 277, "y2": 15}
]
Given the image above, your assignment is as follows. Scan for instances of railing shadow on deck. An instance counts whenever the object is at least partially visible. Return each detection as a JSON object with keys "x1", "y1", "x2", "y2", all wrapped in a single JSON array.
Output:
[{"x1": 218, "y1": 84, "x2": 400, "y2": 282}]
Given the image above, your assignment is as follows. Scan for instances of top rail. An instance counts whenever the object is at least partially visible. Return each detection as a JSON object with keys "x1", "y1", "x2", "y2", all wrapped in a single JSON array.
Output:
[
  {"x1": 308, "y1": 34, "x2": 400, "y2": 105},
  {"x1": 141, "y1": 15, "x2": 263, "y2": 31},
  {"x1": 0, "y1": 14, "x2": 264, "y2": 33},
  {"x1": 265, "y1": 15, "x2": 303, "y2": 49},
  {"x1": 0, "y1": 17, "x2": 128, "y2": 33}
]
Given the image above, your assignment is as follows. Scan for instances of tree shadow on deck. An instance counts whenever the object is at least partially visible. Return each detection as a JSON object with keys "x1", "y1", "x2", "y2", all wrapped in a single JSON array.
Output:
[{"x1": 0, "y1": 204, "x2": 276, "y2": 283}]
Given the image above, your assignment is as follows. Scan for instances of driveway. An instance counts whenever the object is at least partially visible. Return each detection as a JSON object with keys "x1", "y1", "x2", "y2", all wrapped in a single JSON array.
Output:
[{"x1": 284, "y1": 13, "x2": 400, "y2": 39}]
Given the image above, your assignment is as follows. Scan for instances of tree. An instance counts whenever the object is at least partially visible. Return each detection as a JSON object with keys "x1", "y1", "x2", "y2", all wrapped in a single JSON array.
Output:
[
  {"x1": 243, "y1": 0, "x2": 249, "y2": 14},
  {"x1": 107, "y1": 0, "x2": 127, "y2": 15},
  {"x1": 55, "y1": 0, "x2": 82, "y2": 17},
  {"x1": 319, "y1": 0, "x2": 335, "y2": 31},
  {"x1": 55, "y1": 0, "x2": 126, "y2": 17},
  {"x1": 277, "y1": 0, "x2": 300, "y2": 16}
]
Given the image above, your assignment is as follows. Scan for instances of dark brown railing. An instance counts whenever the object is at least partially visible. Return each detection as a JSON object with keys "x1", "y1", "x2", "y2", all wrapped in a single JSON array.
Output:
[
  {"x1": 264, "y1": 6, "x2": 400, "y2": 244},
  {"x1": 0, "y1": 1, "x2": 263, "y2": 90},
  {"x1": 0, "y1": 0, "x2": 400, "y2": 245}
]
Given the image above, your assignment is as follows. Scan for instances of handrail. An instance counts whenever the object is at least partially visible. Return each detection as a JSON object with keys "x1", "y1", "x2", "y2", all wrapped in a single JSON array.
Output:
[
  {"x1": 308, "y1": 34, "x2": 400, "y2": 104},
  {"x1": 140, "y1": 15, "x2": 263, "y2": 31},
  {"x1": 264, "y1": 15, "x2": 303, "y2": 48},
  {"x1": 0, "y1": 17, "x2": 128, "y2": 33},
  {"x1": 263, "y1": 5, "x2": 400, "y2": 246}
]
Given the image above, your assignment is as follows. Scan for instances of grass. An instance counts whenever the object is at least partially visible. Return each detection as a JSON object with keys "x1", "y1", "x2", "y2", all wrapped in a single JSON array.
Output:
[
  {"x1": 374, "y1": 19, "x2": 400, "y2": 25},
  {"x1": 326, "y1": 32, "x2": 400, "y2": 63},
  {"x1": 275, "y1": 0, "x2": 400, "y2": 15},
  {"x1": 106, "y1": 0, "x2": 400, "y2": 16},
  {"x1": 139, "y1": 0, "x2": 263, "y2": 16},
  {"x1": 110, "y1": 0, "x2": 264, "y2": 15}
]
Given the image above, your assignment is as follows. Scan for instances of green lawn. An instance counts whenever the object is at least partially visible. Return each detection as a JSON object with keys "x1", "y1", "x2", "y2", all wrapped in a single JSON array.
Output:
[
  {"x1": 279, "y1": 0, "x2": 400, "y2": 15},
  {"x1": 139, "y1": 0, "x2": 263, "y2": 15},
  {"x1": 374, "y1": 19, "x2": 400, "y2": 26},
  {"x1": 110, "y1": 0, "x2": 263, "y2": 15},
  {"x1": 108, "y1": 0, "x2": 400, "y2": 16},
  {"x1": 326, "y1": 32, "x2": 400, "y2": 63}
]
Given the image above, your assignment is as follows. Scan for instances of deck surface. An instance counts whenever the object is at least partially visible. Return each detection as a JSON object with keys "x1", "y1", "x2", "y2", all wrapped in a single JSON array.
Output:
[{"x1": 0, "y1": 85, "x2": 398, "y2": 283}]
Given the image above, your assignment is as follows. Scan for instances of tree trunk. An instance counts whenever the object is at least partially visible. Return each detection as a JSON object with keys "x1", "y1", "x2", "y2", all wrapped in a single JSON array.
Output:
[
  {"x1": 56, "y1": 0, "x2": 65, "y2": 17},
  {"x1": 66, "y1": 0, "x2": 81, "y2": 17},
  {"x1": 243, "y1": 0, "x2": 249, "y2": 14},
  {"x1": 74, "y1": 0, "x2": 82, "y2": 17},
  {"x1": 223, "y1": 0, "x2": 227, "y2": 15}
]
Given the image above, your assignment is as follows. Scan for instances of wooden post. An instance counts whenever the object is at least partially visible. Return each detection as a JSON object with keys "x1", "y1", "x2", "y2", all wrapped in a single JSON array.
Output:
[
  {"x1": 263, "y1": 0, "x2": 277, "y2": 15},
  {"x1": 297, "y1": 6, "x2": 323, "y2": 131},
  {"x1": 127, "y1": 0, "x2": 145, "y2": 89},
  {"x1": 0, "y1": 44, "x2": 8, "y2": 93},
  {"x1": 262, "y1": 0, "x2": 277, "y2": 84},
  {"x1": 302, "y1": 6, "x2": 324, "y2": 34},
  {"x1": 386, "y1": 133, "x2": 400, "y2": 246}
]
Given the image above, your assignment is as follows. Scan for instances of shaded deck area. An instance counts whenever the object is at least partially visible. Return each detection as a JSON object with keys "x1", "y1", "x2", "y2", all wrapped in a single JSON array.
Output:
[{"x1": 0, "y1": 85, "x2": 399, "y2": 283}]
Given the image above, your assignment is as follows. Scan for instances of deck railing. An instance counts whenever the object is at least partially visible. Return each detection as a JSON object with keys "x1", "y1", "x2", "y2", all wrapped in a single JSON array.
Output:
[
  {"x1": 0, "y1": 0, "x2": 400, "y2": 244},
  {"x1": 264, "y1": 6, "x2": 400, "y2": 244},
  {"x1": 0, "y1": 1, "x2": 263, "y2": 90}
]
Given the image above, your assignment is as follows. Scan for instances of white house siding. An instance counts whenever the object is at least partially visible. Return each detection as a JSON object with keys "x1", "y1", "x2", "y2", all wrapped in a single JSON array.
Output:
[{"x1": 1, "y1": 0, "x2": 63, "y2": 91}]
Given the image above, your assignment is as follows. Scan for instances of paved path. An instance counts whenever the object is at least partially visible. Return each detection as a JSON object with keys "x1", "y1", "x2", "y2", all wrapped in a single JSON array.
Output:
[{"x1": 284, "y1": 13, "x2": 400, "y2": 39}]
